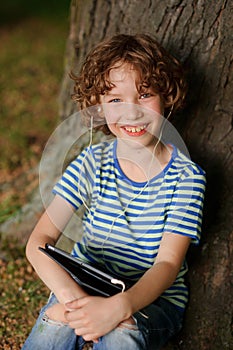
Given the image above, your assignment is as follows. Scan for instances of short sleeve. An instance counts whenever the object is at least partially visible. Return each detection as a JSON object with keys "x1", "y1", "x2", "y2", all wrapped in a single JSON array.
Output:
[
  {"x1": 52, "y1": 147, "x2": 95, "y2": 210},
  {"x1": 164, "y1": 164, "x2": 206, "y2": 245}
]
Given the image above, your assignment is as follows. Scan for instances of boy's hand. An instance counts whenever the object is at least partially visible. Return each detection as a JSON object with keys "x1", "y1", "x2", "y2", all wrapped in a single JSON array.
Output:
[{"x1": 65, "y1": 294, "x2": 132, "y2": 342}]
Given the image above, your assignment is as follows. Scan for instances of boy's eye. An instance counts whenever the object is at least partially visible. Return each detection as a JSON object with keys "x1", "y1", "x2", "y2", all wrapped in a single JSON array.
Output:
[
  {"x1": 140, "y1": 93, "x2": 152, "y2": 99},
  {"x1": 109, "y1": 98, "x2": 121, "y2": 103}
]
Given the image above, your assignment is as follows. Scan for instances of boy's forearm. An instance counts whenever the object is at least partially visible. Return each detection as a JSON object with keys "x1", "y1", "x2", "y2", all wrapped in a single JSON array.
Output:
[
  {"x1": 25, "y1": 198, "x2": 85, "y2": 304},
  {"x1": 118, "y1": 262, "x2": 179, "y2": 319},
  {"x1": 26, "y1": 235, "x2": 87, "y2": 304}
]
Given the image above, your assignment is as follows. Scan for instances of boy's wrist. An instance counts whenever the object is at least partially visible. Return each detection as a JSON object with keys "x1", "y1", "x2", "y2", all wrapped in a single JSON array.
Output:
[
  {"x1": 112, "y1": 291, "x2": 134, "y2": 320},
  {"x1": 56, "y1": 287, "x2": 88, "y2": 305}
]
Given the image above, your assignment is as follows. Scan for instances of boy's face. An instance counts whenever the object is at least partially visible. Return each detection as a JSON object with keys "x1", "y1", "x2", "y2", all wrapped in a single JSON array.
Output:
[{"x1": 100, "y1": 63, "x2": 164, "y2": 150}]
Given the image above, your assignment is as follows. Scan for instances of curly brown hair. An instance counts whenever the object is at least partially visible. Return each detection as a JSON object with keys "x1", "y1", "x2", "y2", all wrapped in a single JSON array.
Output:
[{"x1": 70, "y1": 33, "x2": 187, "y2": 134}]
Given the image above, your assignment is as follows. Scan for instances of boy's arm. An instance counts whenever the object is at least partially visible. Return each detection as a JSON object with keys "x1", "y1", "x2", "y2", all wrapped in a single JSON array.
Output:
[
  {"x1": 26, "y1": 195, "x2": 88, "y2": 304},
  {"x1": 65, "y1": 232, "x2": 190, "y2": 341},
  {"x1": 119, "y1": 231, "x2": 191, "y2": 317}
]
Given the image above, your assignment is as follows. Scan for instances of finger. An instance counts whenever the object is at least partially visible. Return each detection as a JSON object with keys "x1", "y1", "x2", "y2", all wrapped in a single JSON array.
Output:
[
  {"x1": 65, "y1": 296, "x2": 87, "y2": 309},
  {"x1": 67, "y1": 319, "x2": 84, "y2": 329},
  {"x1": 74, "y1": 328, "x2": 99, "y2": 342},
  {"x1": 65, "y1": 309, "x2": 83, "y2": 322}
]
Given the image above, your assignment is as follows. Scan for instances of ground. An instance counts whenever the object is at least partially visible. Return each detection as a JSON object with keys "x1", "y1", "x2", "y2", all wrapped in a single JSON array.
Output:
[
  {"x1": 0, "y1": 239, "x2": 49, "y2": 349},
  {"x1": 0, "y1": 4, "x2": 69, "y2": 348}
]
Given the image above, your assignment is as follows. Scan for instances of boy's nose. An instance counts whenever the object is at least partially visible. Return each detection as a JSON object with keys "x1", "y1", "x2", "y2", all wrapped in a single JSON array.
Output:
[{"x1": 123, "y1": 103, "x2": 144, "y2": 122}]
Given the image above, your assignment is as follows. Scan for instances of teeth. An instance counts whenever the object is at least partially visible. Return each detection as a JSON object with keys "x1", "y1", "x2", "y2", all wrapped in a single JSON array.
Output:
[{"x1": 124, "y1": 124, "x2": 146, "y2": 132}]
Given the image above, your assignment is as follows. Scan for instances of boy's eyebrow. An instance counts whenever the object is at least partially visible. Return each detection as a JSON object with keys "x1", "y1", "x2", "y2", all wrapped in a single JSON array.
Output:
[{"x1": 105, "y1": 91, "x2": 121, "y2": 96}]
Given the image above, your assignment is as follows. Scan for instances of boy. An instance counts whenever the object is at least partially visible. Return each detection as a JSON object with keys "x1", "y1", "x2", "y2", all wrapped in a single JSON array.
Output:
[{"x1": 22, "y1": 34, "x2": 206, "y2": 349}]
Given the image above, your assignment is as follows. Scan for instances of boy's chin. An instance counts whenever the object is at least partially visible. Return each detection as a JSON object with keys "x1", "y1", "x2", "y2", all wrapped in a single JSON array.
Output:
[{"x1": 118, "y1": 136, "x2": 157, "y2": 152}]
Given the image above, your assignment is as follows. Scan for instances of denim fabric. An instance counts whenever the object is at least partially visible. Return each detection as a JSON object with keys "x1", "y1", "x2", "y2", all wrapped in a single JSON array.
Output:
[
  {"x1": 21, "y1": 293, "x2": 81, "y2": 350},
  {"x1": 22, "y1": 293, "x2": 183, "y2": 350}
]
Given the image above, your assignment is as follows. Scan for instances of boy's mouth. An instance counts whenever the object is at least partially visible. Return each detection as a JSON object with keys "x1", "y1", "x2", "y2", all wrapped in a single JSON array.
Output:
[{"x1": 122, "y1": 124, "x2": 147, "y2": 135}]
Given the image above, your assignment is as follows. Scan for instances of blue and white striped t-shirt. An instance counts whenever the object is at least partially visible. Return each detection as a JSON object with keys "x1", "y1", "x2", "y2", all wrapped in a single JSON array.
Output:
[{"x1": 53, "y1": 140, "x2": 206, "y2": 310}]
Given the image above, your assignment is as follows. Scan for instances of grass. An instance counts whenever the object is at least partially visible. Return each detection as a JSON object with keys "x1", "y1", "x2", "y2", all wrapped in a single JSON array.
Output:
[
  {"x1": 0, "y1": 237, "x2": 49, "y2": 349},
  {"x1": 0, "y1": 2, "x2": 71, "y2": 348},
  {"x1": 0, "y1": 18, "x2": 67, "y2": 170},
  {"x1": 0, "y1": 1, "x2": 70, "y2": 223}
]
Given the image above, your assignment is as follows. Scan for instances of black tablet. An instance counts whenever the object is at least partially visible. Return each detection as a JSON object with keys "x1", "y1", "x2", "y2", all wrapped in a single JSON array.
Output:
[{"x1": 39, "y1": 243, "x2": 132, "y2": 296}]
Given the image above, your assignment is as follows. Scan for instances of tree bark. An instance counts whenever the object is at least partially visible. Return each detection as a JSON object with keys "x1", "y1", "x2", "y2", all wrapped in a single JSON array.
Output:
[{"x1": 58, "y1": 0, "x2": 233, "y2": 348}]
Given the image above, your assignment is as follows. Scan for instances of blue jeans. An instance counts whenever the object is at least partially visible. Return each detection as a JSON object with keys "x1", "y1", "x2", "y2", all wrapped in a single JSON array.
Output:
[{"x1": 22, "y1": 293, "x2": 183, "y2": 350}]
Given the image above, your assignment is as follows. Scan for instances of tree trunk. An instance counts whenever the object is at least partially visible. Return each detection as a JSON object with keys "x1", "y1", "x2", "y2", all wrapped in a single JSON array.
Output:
[{"x1": 59, "y1": 0, "x2": 233, "y2": 348}]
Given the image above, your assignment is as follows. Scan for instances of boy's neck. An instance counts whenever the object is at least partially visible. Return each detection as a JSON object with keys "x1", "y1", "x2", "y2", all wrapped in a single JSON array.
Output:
[{"x1": 116, "y1": 139, "x2": 172, "y2": 182}]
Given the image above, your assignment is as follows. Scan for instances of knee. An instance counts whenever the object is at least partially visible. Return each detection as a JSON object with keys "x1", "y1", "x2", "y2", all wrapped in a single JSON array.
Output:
[
  {"x1": 98, "y1": 319, "x2": 146, "y2": 350},
  {"x1": 117, "y1": 317, "x2": 138, "y2": 331},
  {"x1": 45, "y1": 303, "x2": 68, "y2": 324}
]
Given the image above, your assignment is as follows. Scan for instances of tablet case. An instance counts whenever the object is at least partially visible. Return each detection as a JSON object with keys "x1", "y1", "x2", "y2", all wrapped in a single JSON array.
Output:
[{"x1": 39, "y1": 243, "x2": 133, "y2": 297}]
